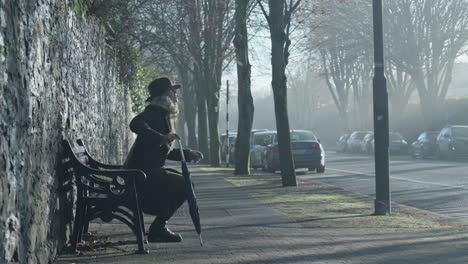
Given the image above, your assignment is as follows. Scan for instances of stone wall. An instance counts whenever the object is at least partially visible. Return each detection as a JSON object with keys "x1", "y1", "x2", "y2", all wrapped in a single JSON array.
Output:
[{"x1": 0, "y1": 0, "x2": 130, "y2": 263}]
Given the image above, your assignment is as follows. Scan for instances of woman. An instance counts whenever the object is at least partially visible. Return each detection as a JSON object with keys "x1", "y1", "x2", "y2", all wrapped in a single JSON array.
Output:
[{"x1": 124, "y1": 77, "x2": 203, "y2": 243}]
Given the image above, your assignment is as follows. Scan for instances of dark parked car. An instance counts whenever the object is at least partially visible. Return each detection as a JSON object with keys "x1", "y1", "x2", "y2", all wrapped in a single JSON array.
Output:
[
  {"x1": 388, "y1": 132, "x2": 409, "y2": 155},
  {"x1": 262, "y1": 130, "x2": 325, "y2": 173},
  {"x1": 336, "y1": 134, "x2": 349, "y2": 152},
  {"x1": 410, "y1": 131, "x2": 439, "y2": 159},
  {"x1": 436, "y1": 125, "x2": 468, "y2": 160},
  {"x1": 347, "y1": 131, "x2": 369, "y2": 153},
  {"x1": 250, "y1": 131, "x2": 277, "y2": 169},
  {"x1": 360, "y1": 132, "x2": 374, "y2": 154}
]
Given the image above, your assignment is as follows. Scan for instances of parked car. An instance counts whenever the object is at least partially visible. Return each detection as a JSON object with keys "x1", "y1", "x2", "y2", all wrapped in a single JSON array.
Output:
[
  {"x1": 410, "y1": 131, "x2": 439, "y2": 159},
  {"x1": 346, "y1": 131, "x2": 369, "y2": 152},
  {"x1": 249, "y1": 129, "x2": 269, "y2": 144},
  {"x1": 336, "y1": 134, "x2": 349, "y2": 152},
  {"x1": 227, "y1": 135, "x2": 237, "y2": 163},
  {"x1": 436, "y1": 125, "x2": 468, "y2": 160},
  {"x1": 250, "y1": 131, "x2": 277, "y2": 169},
  {"x1": 262, "y1": 130, "x2": 325, "y2": 173},
  {"x1": 388, "y1": 132, "x2": 409, "y2": 155},
  {"x1": 360, "y1": 132, "x2": 374, "y2": 154},
  {"x1": 226, "y1": 129, "x2": 268, "y2": 164},
  {"x1": 221, "y1": 132, "x2": 237, "y2": 163}
]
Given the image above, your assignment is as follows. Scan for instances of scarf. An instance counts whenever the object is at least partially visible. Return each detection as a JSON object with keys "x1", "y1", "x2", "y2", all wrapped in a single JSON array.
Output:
[
  {"x1": 150, "y1": 95, "x2": 179, "y2": 120},
  {"x1": 150, "y1": 96, "x2": 178, "y2": 151}
]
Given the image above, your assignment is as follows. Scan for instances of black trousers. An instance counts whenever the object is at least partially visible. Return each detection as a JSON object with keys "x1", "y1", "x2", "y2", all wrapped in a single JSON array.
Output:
[{"x1": 140, "y1": 167, "x2": 186, "y2": 221}]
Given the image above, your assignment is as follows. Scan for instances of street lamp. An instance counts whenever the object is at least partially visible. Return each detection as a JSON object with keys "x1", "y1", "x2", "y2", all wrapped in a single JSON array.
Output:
[{"x1": 372, "y1": 0, "x2": 391, "y2": 215}]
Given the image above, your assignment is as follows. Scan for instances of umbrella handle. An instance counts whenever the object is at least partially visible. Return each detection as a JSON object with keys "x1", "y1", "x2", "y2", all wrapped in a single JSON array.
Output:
[{"x1": 177, "y1": 139, "x2": 187, "y2": 162}]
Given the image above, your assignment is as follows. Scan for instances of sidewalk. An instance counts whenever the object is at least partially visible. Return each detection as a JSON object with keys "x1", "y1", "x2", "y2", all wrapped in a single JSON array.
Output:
[{"x1": 56, "y1": 166, "x2": 468, "y2": 264}]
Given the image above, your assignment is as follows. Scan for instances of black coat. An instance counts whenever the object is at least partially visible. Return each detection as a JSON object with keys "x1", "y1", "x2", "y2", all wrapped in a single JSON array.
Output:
[{"x1": 124, "y1": 104, "x2": 191, "y2": 171}]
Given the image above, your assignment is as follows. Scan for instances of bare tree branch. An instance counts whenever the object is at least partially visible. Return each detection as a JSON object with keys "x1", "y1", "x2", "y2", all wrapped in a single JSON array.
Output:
[{"x1": 256, "y1": 0, "x2": 270, "y2": 25}]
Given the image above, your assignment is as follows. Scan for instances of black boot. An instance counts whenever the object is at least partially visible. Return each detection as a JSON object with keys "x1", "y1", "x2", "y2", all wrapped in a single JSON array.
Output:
[{"x1": 148, "y1": 218, "x2": 182, "y2": 243}]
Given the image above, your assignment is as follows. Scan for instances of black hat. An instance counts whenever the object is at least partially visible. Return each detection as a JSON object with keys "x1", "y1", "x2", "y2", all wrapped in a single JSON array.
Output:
[{"x1": 146, "y1": 77, "x2": 181, "y2": 102}]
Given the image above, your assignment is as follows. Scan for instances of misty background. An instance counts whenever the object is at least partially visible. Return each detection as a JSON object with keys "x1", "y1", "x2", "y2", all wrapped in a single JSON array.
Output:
[
  {"x1": 219, "y1": 62, "x2": 468, "y2": 146},
  {"x1": 217, "y1": 0, "x2": 468, "y2": 146}
]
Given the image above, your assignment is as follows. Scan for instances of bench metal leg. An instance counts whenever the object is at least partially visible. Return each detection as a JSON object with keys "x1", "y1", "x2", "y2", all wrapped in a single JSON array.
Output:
[
  {"x1": 132, "y1": 183, "x2": 148, "y2": 254},
  {"x1": 140, "y1": 210, "x2": 146, "y2": 233},
  {"x1": 70, "y1": 197, "x2": 86, "y2": 253},
  {"x1": 77, "y1": 204, "x2": 89, "y2": 243},
  {"x1": 134, "y1": 209, "x2": 148, "y2": 254},
  {"x1": 82, "y1": 220, "x2": 90, "y2": 236}
]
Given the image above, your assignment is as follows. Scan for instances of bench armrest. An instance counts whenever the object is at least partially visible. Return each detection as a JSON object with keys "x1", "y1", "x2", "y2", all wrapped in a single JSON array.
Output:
[
  {"x1": 88, "y1": 157, "x2": 123, "y2": 170},
  {"x1": 81, "y1": 166, "x2": 147, "y2": 182},
  {"x1": 75, "y1": 139, "x2": 123, "y2": 169}
]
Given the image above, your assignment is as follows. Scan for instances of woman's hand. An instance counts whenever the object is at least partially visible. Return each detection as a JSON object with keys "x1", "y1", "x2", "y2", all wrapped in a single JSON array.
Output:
[
  {"x1": 189, "y1": 150, "x2": 204, "y2": 162},
  {"x1": 161, "y1": 133, "x2": 180, "y2": 146}
]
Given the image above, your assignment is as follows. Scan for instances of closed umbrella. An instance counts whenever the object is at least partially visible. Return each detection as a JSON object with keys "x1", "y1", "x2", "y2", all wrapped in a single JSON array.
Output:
[{"x1": 177, "y1": 140, "x2": 203, "y2": 246}]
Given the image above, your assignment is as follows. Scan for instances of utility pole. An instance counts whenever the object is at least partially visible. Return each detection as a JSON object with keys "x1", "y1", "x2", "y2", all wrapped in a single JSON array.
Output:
[
  {"x1": 226, "y1": 80, "x2": 230, "y2": 167},
  {"x1": 372, "y1": 0, "x2": 391, "y2": 215}
]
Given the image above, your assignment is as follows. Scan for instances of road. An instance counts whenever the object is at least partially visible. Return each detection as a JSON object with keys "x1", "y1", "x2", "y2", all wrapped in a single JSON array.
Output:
[{"x1": 300, "y1": 151, "x2": 468, "y2": 223}]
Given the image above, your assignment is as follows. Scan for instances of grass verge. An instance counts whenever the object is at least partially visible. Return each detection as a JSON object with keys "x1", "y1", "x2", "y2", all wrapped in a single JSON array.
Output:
[{"x1": 225, "y1": 174, "x2": 452, "y2": 229}]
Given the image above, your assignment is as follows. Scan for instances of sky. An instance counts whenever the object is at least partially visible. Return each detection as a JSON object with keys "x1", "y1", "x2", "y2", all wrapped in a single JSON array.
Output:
[
  {"x1": 220, "y1": 11, "x2": 309, "y2": 101},
  {"x1": 221, "y1": 28, "x2": 273, "y2": 100}
]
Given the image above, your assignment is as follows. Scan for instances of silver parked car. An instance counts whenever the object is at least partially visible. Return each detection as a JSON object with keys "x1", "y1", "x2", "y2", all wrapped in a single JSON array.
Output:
[
  {"x1": 226, "y1": 129, "x2": 268, "y2": 164},
  {"x1": 250, "y1": 131, "x2": 277, "y2": 169},
  {"x1": 436, "y1": 125, "x2": 468, "y2": 160},
  {"x1": 347, "y1": 131, "x2": 369, "y2": 153},
  {"x1": 410, "y1": 131, "x2": 439, "y2": 159},
  {"x1": 360, "y1": 132, "x2": 374, "y2": 154},
  {"x1": 221, "y1": 132, "x2": 237, "y2": 163},
  {"x1": 336, "y1": 134, "x2": 349, "y2": 153}
]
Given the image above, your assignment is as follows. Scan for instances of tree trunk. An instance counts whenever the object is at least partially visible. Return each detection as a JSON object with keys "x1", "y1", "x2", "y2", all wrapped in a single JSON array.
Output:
[
  {"x1": 269, "y1": 0, "x2": 296, "y2": 186},
  {"x1": 389, "y1": 93, "x2": 408, "y2": 124},
  {"x1": 339, "y1": 110, "x2": 350, "y2": 132},
  {"x1": 186, "y1": 106, "x2": 198, "y2": 150},
  {"x1": 195, "y1": 71, "x2": 209, "y2": 163},
  {"x1": 234, "y1": 0, "x2": 254, "y2": 175},
  {"x1": 179, "y1": 68, "x2": 198, "y2": 149},
  {"x1": 413, "y1": 73, "x2": 445, "y2": 130},
  {"x1": 197, "y1": 97, "x2": 209, "y2": 163},
  {"x1": 386, "y1": 67, "x2": 414, "y2": 125},
  {"x1": 207, "y1": 87, "x2": 221, "y2": 167}
]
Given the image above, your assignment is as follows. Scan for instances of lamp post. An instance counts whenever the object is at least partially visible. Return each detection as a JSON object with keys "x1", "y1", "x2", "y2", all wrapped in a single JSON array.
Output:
[{"x1": 372, "y1": 0, "x2": 391, "y2": 215}]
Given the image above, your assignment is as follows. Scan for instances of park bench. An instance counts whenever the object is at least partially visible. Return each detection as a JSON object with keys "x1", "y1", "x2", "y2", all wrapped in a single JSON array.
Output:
[{"x1": 62, "y1": 139, "x2": 149, "y2": 254}]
